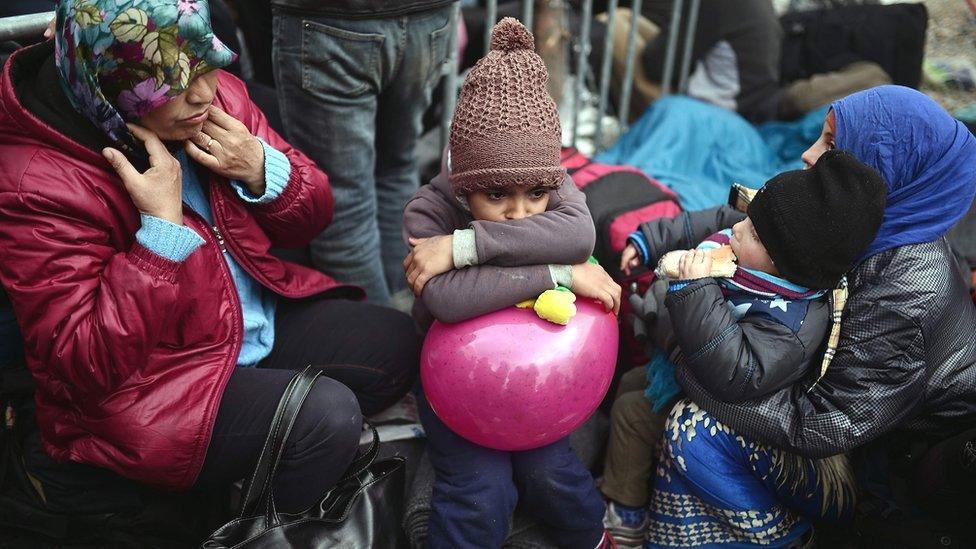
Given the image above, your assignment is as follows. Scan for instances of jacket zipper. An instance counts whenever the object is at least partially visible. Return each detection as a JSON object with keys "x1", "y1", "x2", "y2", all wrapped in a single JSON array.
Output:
[
  {"x1": 211, "y1": 225, "x2": 228, "y2": 254},
  {"x1": 185, "y1": 212, "x2": 242, "y2": 487}
]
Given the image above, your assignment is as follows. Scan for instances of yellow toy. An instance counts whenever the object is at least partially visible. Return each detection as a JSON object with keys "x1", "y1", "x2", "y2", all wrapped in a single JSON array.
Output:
[
  {"x1": 516, "y1": 257, "x2": 600, "y2": 325},
  {"x1": 517, "y1": 288, "x2": 577, "y2": 325}
]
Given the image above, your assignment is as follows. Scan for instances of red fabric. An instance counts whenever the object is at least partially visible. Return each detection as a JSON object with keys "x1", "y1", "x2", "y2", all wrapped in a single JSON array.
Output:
[
  {"x1": 608, "y1": 201, "x2": 682, "y2": 253},
  {"x1": 0, "y1": 52, "x2": 357, "y2": 490},
  {"x1": 570, "y1": 161, "x2": 652, "y2": 190},
  {"x1": 560, "y1": 147, "x2": 590, "y2": 171},
  {"x1": 561, "y1": 148, "x2": 676, "y2": 199}
]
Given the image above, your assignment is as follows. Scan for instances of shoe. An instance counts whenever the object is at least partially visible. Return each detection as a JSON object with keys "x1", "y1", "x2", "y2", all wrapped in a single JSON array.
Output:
[
  {"x1": 602, "y1": 501, "x2": 648, "y2": 548},
  {"x1": 597, "y1": 529, "x2": 619, "y2": 549}
]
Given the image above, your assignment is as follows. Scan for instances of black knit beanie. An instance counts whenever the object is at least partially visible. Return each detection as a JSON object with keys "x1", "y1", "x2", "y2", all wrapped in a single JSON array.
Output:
[{"x1": 747, "y1": 149, "x2": 887, "y2": 289}]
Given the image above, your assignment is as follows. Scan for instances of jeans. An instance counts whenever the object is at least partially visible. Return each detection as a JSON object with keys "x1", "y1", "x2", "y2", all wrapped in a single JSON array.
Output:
[
  {"x1": 419, "y1": 392, "x2": 606, "y2": 549},
  {"x1": 272, "y1": 6, "x2": 453, "y2": 304}
]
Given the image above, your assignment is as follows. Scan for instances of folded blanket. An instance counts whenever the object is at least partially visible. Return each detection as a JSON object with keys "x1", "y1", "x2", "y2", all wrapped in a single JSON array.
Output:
[{"x1": 596, "y1": 96, "x2": 827, "y2": 210}]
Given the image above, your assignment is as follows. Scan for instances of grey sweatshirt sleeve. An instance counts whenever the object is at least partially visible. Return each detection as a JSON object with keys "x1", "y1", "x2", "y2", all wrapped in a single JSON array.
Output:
[
  {"x1": 468, "y1": 174, "x2": 596, "y2": 267},
  {"x1": 419, "y1": 264, "x2": 556, "y2": 324},
  {"x1": 402, "y1": 185, "x2": 459, "y2": 246},
  {"x1": 403, "y1": 184, "x2": 559, "y2": 326}
]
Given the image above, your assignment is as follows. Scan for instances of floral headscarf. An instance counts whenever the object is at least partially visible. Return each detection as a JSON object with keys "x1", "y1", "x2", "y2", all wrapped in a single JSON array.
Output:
[{"x1": 54, "y1": 0, "x2": 235, "y2": 153}]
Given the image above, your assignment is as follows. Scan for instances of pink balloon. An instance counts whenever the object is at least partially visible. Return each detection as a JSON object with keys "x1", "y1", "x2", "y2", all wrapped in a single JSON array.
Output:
[{"x1": 421, "y1": 299, "x2": 619, "y2": 451}]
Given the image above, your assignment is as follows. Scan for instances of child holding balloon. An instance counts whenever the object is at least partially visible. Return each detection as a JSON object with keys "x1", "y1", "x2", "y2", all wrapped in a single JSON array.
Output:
[{"x1": 402, "y1": 18, "x2": 621, "y2": 549}]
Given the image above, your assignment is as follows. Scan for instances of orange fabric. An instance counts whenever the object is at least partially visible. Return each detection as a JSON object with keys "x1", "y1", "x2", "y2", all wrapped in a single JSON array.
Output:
[{"x1": 971, "y1": 270, "x2": 976, "y2": 304}]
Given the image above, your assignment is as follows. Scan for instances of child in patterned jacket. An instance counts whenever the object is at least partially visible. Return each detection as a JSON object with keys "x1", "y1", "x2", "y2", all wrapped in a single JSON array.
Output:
[{"x1": 600, "y1": 150, "x2": 887, "y2": 547}]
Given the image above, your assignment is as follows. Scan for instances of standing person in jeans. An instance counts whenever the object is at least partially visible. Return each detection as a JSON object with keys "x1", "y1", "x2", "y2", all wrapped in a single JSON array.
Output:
[{"x1": 271, "y1": 0, "x2": 456, "y2": 305}]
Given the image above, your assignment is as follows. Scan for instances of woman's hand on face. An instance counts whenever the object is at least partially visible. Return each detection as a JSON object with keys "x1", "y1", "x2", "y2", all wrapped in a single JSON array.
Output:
[
  {"x1": 677, "y1": 249, "x2": 712, "y2": 280},
  {"x1": 104, "y1": 124, "x2": 184, "y2": 225},
  {"x1": 185, "y1": 105, "x2": 266, "y2": 196},
  {"x1": 404, "y1": 235, "x2": 455, "y2": 296}
]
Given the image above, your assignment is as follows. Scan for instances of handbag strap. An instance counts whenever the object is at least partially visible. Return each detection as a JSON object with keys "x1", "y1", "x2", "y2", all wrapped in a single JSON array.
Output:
[
  {"x1": 238, "y1": 365, "x2": 322, "y2": 521},
  {"x1": 342, "y1": 421, "x2": 380, "y2": 482}
]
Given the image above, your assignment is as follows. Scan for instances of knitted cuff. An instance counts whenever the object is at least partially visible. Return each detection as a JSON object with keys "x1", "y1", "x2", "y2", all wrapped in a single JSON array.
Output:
[
  {"x1": 628, "y1": 231, "x2": 651, "y2": 265},
  {"x1": 135, "y1": 214, "x2": 205, "y2": 262},
  {"x1": 232, "y1": 139, "x2": 292, "y2": 204},
  {"x1": 548, "y1": 264, "x2": 573, "y2": 289},
  {"x1": 128, "y1": 243, "x2": 182, "y2": 283},
  {"x1": 452, "y1": 229, "x2": 478, "y2": 268}
]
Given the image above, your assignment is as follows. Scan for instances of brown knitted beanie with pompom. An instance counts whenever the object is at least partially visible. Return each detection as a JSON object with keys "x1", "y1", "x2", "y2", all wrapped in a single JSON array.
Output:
[{"x1": 449, "y1": 17, "x2": 564, "y2": 196}]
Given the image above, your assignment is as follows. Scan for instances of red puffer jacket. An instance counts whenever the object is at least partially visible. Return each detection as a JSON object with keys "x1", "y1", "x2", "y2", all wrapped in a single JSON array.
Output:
[{"x1": 0, "y1": 50, "x2": 355, "y2": 489}]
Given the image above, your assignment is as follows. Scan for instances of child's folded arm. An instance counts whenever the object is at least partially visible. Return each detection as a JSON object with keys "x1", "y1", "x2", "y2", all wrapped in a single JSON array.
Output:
[
  {"x1": 402, "y1": 187, "x2": 465, "y2": 244},
  {"x1": 420, "y1": 264, "x2": 557, "y2": 324},
  {"x1": 636, "y1": 205, "x2": 745, "y2": 265},
  {"x1": 467, "y1": 175, "x2": 595, "y2": 267},
  {"x1": 664, "y1": 279, "x2": 827, "y2": 403}
]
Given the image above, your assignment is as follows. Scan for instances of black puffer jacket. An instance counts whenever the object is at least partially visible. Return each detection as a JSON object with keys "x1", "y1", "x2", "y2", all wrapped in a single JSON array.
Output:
[
  {"x1": 632, "y1": 205, "x2": 831, "y2": 403},
  {"x1": 657, "y1": 210, "x2": 976, "y2": 458},
  {"x1": 666, "y1": 279, "x2": 830, "y2": 403}
]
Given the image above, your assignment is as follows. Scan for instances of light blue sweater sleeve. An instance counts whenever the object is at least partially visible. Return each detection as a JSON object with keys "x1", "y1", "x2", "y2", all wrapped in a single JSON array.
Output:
[
  {"x1": 230, "y1": 138, "x2": 292, "y2": 204},
  {"x1": 135, "y1": 214, "x2": 205, "y2": 262}
]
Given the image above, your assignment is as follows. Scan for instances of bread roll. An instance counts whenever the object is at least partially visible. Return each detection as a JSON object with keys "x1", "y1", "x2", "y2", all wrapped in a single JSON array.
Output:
[{"x1": 655, "y1": 245, "x2": 738, "y2": 279}]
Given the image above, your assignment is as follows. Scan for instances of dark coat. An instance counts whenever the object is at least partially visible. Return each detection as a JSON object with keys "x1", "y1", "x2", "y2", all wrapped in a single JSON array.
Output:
[
  {"x1": 639, "y1": 208, "x2": 976, "y2": 458},
  {"x1": 634, "y1": 205, "x2": 830, "y2": 403}
]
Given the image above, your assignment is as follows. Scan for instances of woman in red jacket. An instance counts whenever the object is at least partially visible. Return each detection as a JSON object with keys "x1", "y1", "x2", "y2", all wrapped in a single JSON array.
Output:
[{"x1": 0, "y1": 0, "x2": 418, "y2": 512}]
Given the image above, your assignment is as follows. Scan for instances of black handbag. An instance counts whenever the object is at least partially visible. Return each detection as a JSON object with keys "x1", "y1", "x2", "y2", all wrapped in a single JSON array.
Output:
[{"x1": 202, "y1": 365, "x2": 407, "y2": 548}]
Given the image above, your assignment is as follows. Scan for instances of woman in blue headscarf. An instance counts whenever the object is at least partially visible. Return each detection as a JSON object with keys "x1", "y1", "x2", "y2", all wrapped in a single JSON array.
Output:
[{"x1": 637, "y1": 86, "x2": 976, "y2": 548}]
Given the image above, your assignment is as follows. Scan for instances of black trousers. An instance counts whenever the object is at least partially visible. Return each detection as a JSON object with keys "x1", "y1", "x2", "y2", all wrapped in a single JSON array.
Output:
[{"x1": 194, "y1": 298, "x2": 419, "y2": 513}]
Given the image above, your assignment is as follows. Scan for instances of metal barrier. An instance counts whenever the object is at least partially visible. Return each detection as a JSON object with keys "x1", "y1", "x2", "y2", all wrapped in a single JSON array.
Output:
[
  {"x1": 0, "y1": 12, "x2": 53, "y2": 43},
  {"x1": 443, "y1": 0, "x2": 700, "y2": 153},
  {"x1": 0, "y1": 2, "x2": 702, "y2": 154}
]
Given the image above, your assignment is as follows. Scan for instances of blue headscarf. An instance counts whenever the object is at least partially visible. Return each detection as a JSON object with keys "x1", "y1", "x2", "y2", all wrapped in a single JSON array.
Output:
[{"x1": 831, "y1": 85, "x2": 976, "y2": 260}]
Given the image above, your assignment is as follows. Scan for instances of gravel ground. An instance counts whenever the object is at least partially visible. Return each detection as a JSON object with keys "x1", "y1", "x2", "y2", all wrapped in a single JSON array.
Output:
[{"x1": 917, "y1": 0, "x2": 976, "y2": 113}]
